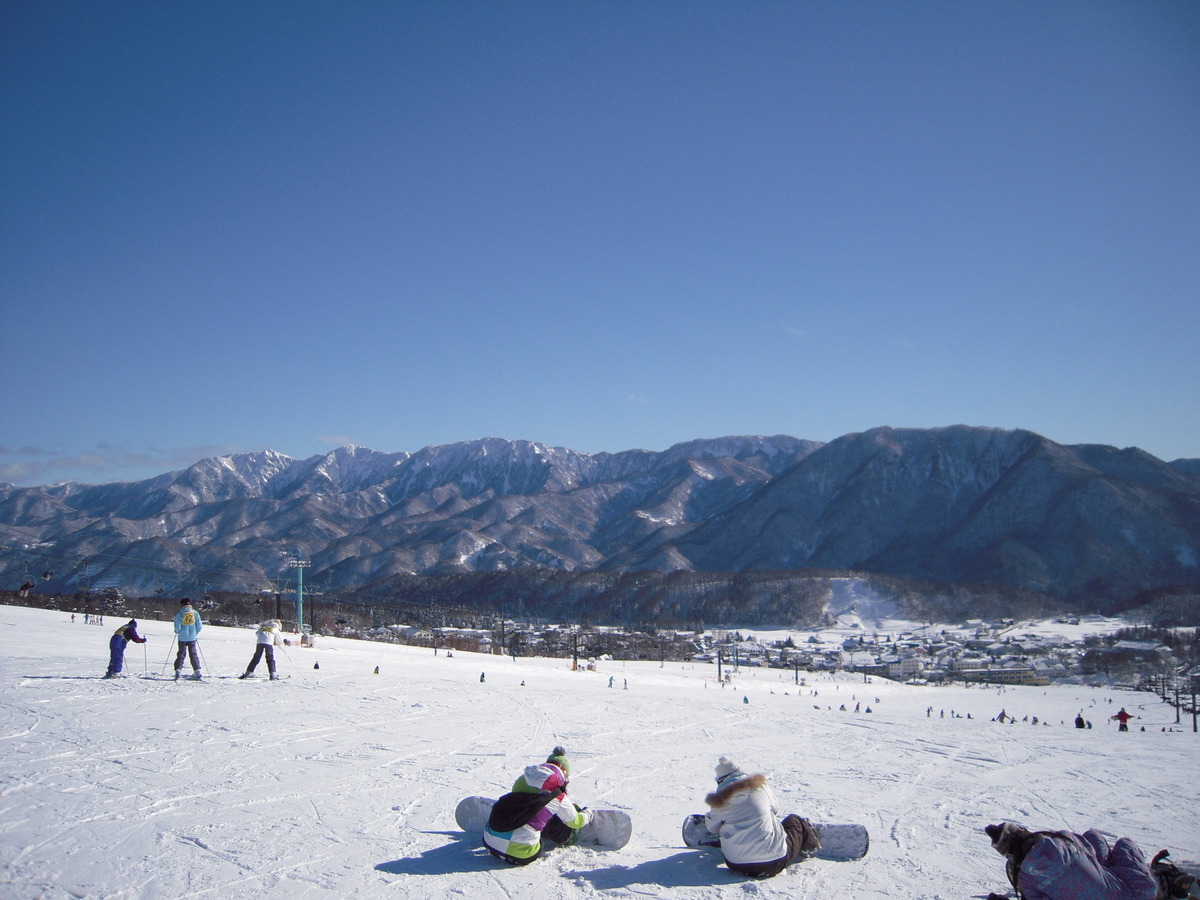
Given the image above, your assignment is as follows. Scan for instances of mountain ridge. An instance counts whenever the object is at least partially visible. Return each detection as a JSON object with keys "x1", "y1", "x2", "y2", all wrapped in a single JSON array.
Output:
[{"x1": 1, "y1": 427, "x2": 1197, "y2": 609}]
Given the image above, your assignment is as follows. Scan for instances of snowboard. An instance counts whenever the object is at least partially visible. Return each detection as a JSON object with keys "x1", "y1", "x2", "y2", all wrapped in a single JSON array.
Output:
[
  {"x1": 682, "y1": 813, "x2": 868, "y2": 862},
  {"x1": 455, "y1": 795, "x2": 632, "y2": 851}
]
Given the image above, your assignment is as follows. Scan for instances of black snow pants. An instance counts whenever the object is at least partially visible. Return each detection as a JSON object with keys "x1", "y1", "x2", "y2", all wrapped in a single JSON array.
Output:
[
  {"x1": 246, "y1": 644, "x2": 276, "y2": 674},
  {"x1": 174, "y1": 640, "x2": 200, "y2": 672}
]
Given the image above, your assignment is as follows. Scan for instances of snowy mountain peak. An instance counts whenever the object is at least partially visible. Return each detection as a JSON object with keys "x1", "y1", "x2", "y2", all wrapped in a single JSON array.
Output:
[{"x1": 1, "y1": 429, "x2": 1197, "y2": 604}]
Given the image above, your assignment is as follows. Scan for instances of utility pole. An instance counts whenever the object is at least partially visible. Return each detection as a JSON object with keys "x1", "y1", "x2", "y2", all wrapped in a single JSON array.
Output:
[{"x1": 288, "y1": 555, "x2": 310, "y2": 636}]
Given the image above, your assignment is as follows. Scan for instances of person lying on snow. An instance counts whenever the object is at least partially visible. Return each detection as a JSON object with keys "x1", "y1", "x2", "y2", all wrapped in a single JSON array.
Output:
[
  {"x1": 984, "y1": 822, "x2": 1199, "y2": 900},
  {"x1": 482, "y1": 747, "x2": 591, "y2": 865},
  {"x1": 703, "y1": 755, "x2": 820, "y2": 878}
]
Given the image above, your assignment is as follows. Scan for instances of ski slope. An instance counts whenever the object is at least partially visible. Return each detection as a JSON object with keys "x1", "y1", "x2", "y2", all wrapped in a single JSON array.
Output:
[{"x1": 1, "y1": 605, "x2": 1195, "y2": 899}]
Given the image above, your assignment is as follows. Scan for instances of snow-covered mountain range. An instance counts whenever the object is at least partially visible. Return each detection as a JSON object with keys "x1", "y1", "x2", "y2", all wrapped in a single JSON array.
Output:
[{"x1": 1, "y1": 427, "x2": 1198, "y2": 605}]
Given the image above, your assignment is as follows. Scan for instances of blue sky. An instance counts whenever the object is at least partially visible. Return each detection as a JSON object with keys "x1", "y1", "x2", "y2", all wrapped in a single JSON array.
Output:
[{"x1": 2, "y1": 1, "x2": 1198, "y2": 487}]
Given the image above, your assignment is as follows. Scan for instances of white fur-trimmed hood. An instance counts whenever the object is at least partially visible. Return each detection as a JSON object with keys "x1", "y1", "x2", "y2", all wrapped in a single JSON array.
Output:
[{"x1": 705, "y1": 772, "x2": 766, "y2": 809}]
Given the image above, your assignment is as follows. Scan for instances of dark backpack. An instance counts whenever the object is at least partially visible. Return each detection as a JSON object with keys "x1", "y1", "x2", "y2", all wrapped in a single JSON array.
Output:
[{"x1": 487, "y1": 790, "x2": 557, "y2": 833}]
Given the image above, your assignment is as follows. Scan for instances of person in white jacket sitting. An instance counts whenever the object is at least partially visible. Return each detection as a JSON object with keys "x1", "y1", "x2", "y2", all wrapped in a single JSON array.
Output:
[
  {"x1": 240, "y1": 620, "x2": 281, "y2": 680},
  {"x1": 704, "y1": 756, "x2": 819, "y2": 878}
]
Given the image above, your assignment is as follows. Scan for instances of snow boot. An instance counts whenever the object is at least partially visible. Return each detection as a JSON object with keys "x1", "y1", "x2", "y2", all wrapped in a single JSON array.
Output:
[
  {"x1": 1153, "y1": 850, "x2": 1200, "y2": 899},
  {"x1": 269, "y1": 673, "x2": 279, "y2": 680},
  {"x1": 190, "y1": 671, "x2": 202, "y2": 680},
  {"x1": 174, "y1": 669, "x2": 181, "y2": 681},
  {"x1": 239, "y1": 672, "x2": 253, "y2": 679}
]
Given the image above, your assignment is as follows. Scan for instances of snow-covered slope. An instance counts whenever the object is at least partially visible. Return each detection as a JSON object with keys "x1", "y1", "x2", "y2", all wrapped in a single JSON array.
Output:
[{"x1": 1, "y1": 605, "x2": 1195, "y2": 899}]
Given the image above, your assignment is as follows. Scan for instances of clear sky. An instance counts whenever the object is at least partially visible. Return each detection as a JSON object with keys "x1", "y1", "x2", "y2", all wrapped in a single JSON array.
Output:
[{"x1": 2, "y1": 1, "x2": 1198, "y2": 487}]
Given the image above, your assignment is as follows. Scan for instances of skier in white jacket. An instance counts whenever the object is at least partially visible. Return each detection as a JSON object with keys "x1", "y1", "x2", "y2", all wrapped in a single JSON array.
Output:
[
  {"x1": 704, "y1": 756, "x2": 819, "y2": 878},
  {"x1": 239, "y1": 620, "x2": 281, "y2": 680}
]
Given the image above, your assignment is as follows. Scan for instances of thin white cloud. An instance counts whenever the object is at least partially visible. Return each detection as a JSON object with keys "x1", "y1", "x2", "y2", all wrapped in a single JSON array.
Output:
[{"x1": 0, "y1": 443, "x2": 241, "y2": 487}]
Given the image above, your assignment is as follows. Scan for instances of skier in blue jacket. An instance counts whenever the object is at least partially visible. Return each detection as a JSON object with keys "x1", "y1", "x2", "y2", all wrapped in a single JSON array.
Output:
[
  {"x1": 173, "y1": 598, "x2": 203, "y2": 680},
  {"x1": 104, "y1": 619, "x2": 146, "y2": 678}
]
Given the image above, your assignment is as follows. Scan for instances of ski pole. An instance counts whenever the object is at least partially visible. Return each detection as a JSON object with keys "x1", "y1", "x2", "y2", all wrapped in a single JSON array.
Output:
[
  {"x1": 143, "y1": 641, "x2": 148, "y2": 675},
  {"x1": 277, "y1": 642, "x2": 302, "y2": 674},
  {"x1": 196, "y1": 641, "x2": 209, "y2": 675},
  {"x1": 161, "y1": 636, "x2": 177, "y2": 675}
]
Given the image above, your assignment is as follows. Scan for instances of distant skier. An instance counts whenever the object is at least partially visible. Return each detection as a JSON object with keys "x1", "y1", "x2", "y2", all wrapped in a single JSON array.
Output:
[
  {"x1": 482, "y1": 747, "x2": 591, "y2": 865},
  {"x1": 702, "y1": 756, "x2": 820, "y2": 878},
  {"x1": 173, "y1": 598, "x2": 203, "y2": 680},
  {"x1": 983, "y1": 822, "x2": 1181, "y2": 900},
  {"x1": 104, "y1": 619, "x2": 146, "y2": 678},
  {"x1": 1075, "y1": 713, "x2": 1086, "y2": 729},
  {"x1": 239, "y1": 619, "x2": 281, "y2": 680},
  {"x1": 1112, "y1": 708, "x2": 1133, "y2": 732}
]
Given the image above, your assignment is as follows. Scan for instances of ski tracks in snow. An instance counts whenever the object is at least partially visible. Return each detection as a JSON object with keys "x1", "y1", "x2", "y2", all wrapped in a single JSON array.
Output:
[{"x1": 3, "y1": 608, "x2": 1197, "y2": 900}]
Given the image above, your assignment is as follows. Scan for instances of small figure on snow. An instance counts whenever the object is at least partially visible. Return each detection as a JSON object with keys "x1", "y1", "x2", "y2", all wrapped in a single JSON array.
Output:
[
  {"x1": 983, "y1": 822, "x2": 1183, "y2": 900},
  {"x1": 482, "y1": 747, "x2": 591, "y2": 865},
  {"x1": 1112, "y1": 708, "x2": 1134, "y2": 732},
  {"x1": 239, "y1": 619, "x2": 281, "y2": 680},
  {"x1": 702, "y1": 756, "x2": 820, "y2": 878},
  {"x1": 1075, "y1": 712, "x2": 1086, "y2": 729},
  {"x1": 104, "y1": 619, "x2": 146, "y2": 678},
  {"x1": 173, "y1": 598, "x2": 203, "y2": 679}
]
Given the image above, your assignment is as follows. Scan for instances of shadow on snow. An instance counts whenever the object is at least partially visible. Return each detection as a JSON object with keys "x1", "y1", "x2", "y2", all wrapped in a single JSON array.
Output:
[
  {"x1": 375, "y1": 833, "x2": 495, "y2": 877},
  {"x1": 376, "y1": 837, "x2": 731, "y2": 888},
  {"x1": 565, "y1": 851, "x2": 739, "y2": 890}
]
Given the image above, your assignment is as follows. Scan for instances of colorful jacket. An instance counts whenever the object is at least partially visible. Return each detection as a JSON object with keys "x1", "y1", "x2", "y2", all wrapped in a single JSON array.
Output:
[
  {"x1": 1017, "y1": 830, "x2": 1159, "y2": 900},
  {"x1": 174, "y1": 605, "x2": 203, "y2": 642},
  {"x1": 704, "y1": 773, "x2": 789, "y2": 866},
  {"x1": 111, "y1": 623, "x2": 145, "y2": 646},
  {"x1": 483, "y1": 763, "x2": 589, "y2": 861}
]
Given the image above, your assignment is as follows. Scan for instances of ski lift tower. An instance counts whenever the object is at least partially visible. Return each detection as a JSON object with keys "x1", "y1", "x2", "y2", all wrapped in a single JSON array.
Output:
[{"x1": 288, "y1": 555, "x2": 311, "y2": 635}]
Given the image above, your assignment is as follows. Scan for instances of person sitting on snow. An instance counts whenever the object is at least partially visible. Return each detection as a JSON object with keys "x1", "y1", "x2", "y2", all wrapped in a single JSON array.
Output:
[
  {"x1": 104, "y1": 619, "x2": 146, "y2": 678},
  {"x1": 703, "y1": 756, "x2": 820, "y2": 878},
  {"x1": 482, "y1": 747, "x2": 591, "y2": 865},
  {"x1": 983, "y1": 821, "x2": 1182, "y2": 900}
]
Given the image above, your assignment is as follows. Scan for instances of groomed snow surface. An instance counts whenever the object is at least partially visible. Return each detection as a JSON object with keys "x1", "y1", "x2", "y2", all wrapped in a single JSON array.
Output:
[{"x1": 2, "y1": 605, "x2": 1196, "y2": 900}]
